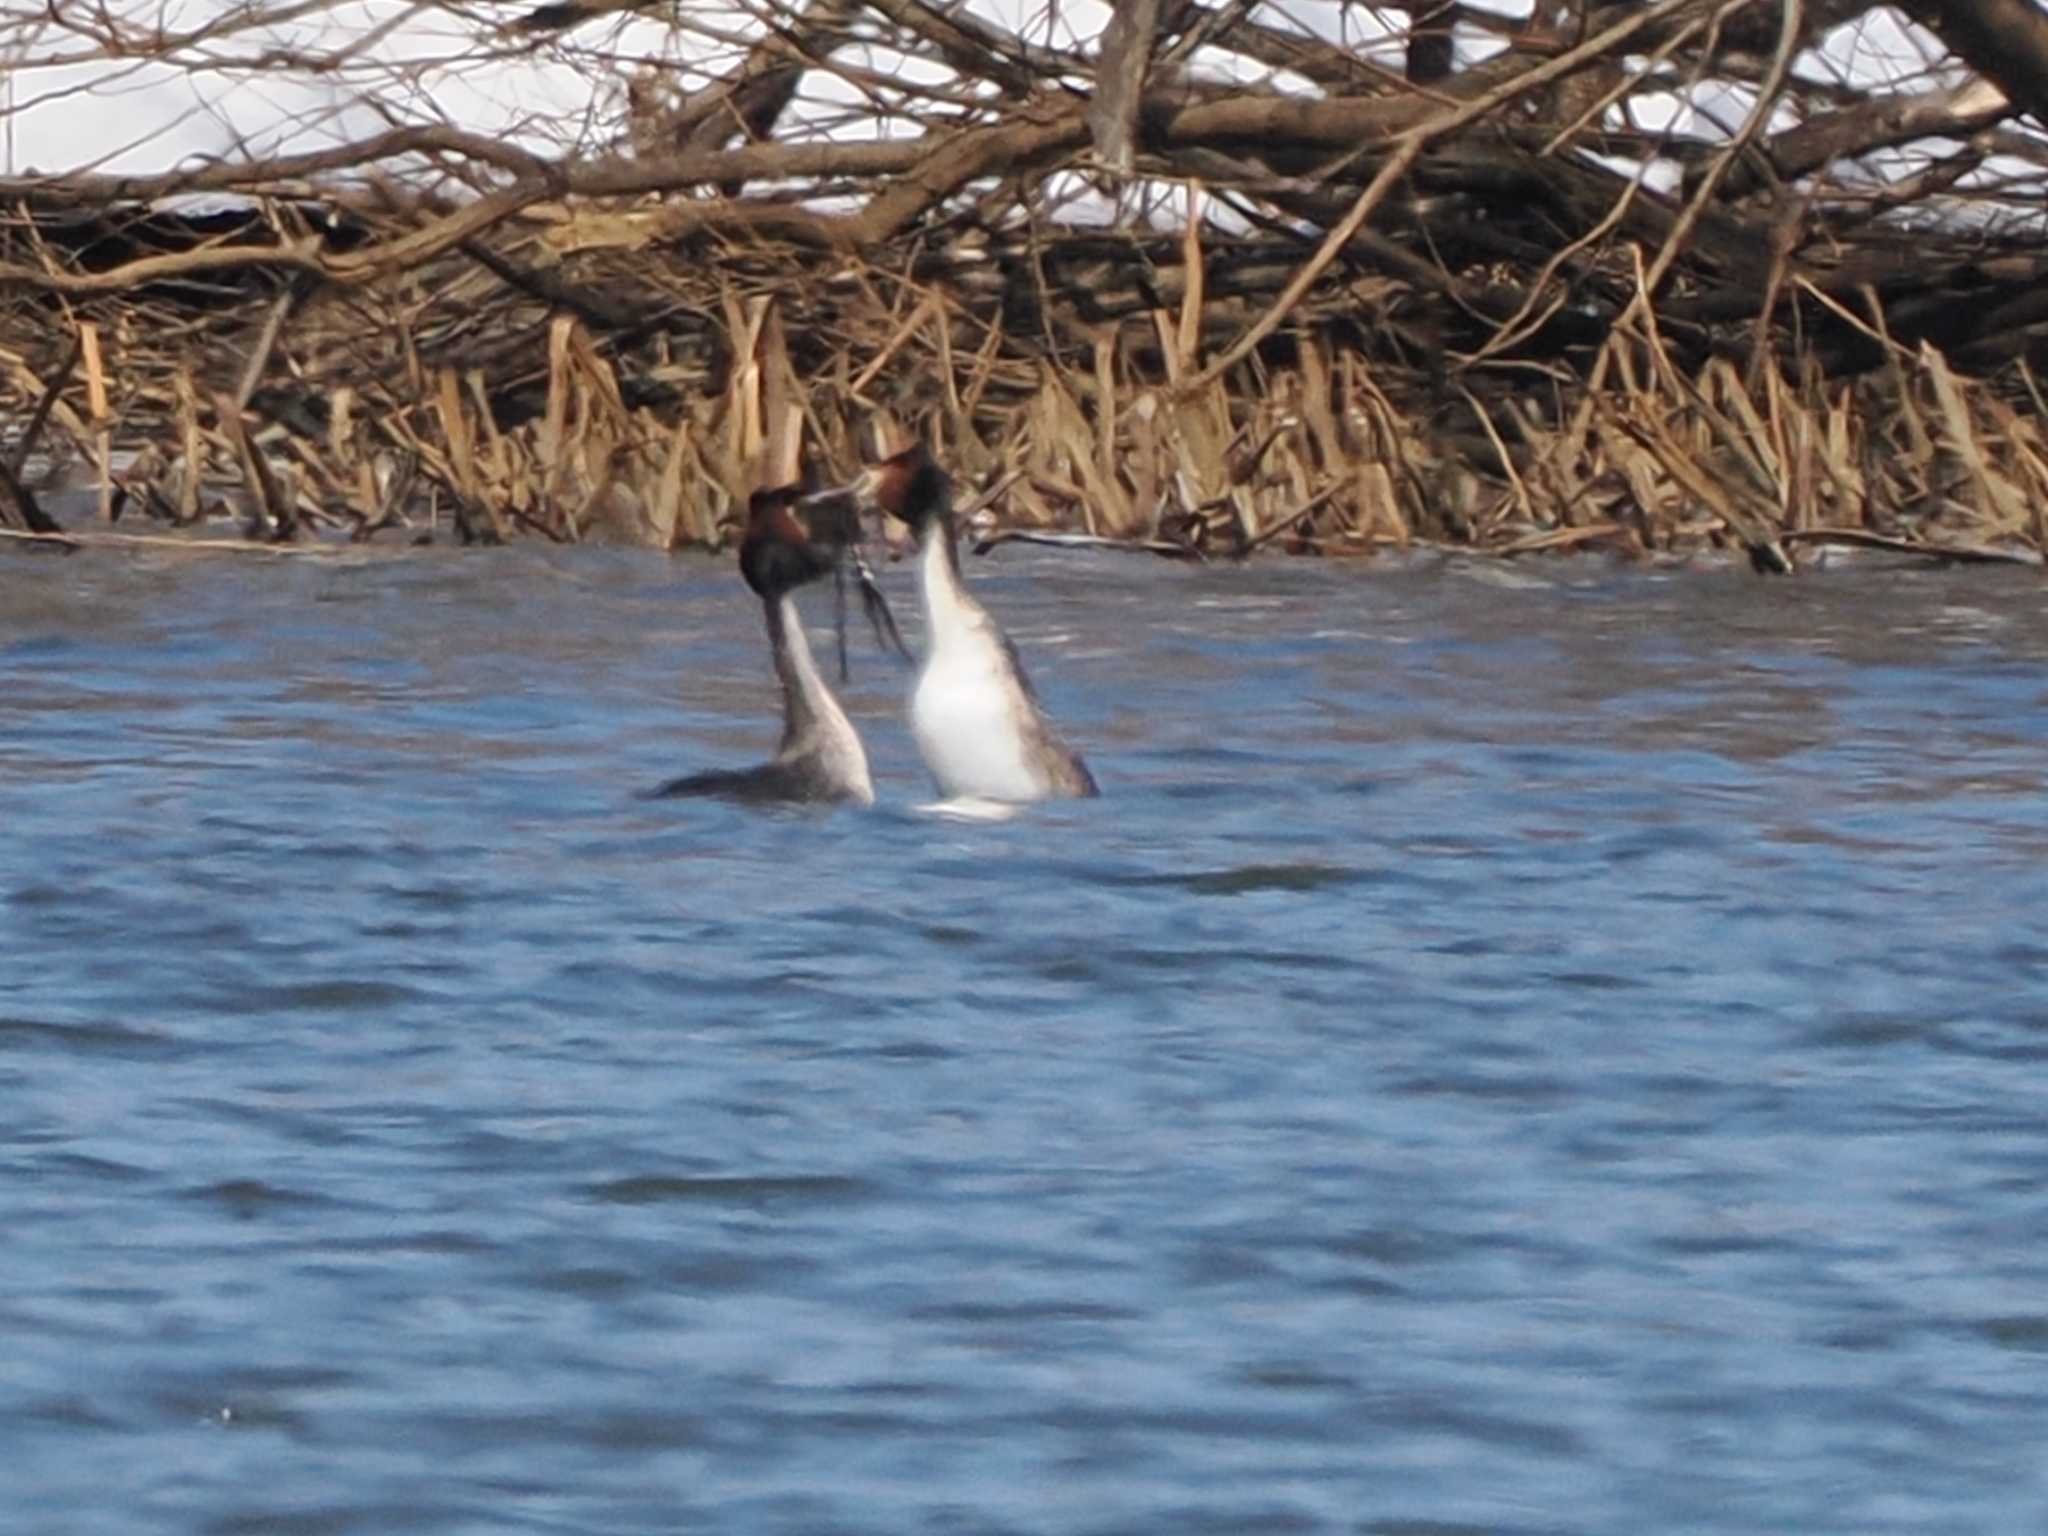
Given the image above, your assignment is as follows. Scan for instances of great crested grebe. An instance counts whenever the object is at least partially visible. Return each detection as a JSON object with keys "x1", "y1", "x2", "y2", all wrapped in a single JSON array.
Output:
[
  {"x1": 649, "y1": 484, "x2": 876, "y2": 806},
  {"x1": 819, "y1": 443, "x2": 1097, "y2": 803}
]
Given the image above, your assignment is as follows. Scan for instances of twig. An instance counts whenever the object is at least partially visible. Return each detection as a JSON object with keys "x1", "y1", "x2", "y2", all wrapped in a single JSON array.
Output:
[
  {"x1": 9, "y1": 333, "x2": 83, "y2": 484},
  {"x1": 0, "y1": 526, "x2": 362, "y2": 555},
  {"x1": 233, "y1": 275, "x2": 312, "y2": 413},
  {"x1": 973, "y1": 528, "x2": 1207, "y2": 561},
  {"x1": 0, "y1": 457, "x2": 66, "y2": 537},
  {"x1": 1779, "y1": 527, "x2": 2044, "y2": 566}
]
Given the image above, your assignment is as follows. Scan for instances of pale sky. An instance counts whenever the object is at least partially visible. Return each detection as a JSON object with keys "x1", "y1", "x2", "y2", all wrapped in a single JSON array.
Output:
[{"x1": 0, "y1": 0, "x2": 2002, "y2": 213}]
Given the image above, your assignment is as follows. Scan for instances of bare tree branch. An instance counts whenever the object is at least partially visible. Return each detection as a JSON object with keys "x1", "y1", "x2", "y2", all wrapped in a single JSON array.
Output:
[
  {"x1": 1897, "y1": 0, "x2": 2048, "y2": 125},
  {"x1": 1090, "y1": 0, "x2": 1165, "y2": 175},
  {"x1": 6, "y1": 0, "x2": 2048, "y2": 562}
]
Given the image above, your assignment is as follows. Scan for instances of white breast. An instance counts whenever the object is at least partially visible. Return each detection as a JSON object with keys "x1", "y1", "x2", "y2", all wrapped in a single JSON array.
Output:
[
  {"x1": 773, "y1": 593, "x2": 875, "y2": 805},
  {"x1": 802, "y1": 711, "x2": 875, "y2": 806},
  {"x1": 911, "y1": 629, "x2": 1042, "y2": 802}
]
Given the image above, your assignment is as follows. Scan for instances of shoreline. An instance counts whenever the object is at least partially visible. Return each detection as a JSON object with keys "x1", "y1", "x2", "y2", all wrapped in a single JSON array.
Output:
[{"x1": 7, "y1": 509, "x2": 2042, "y2": 576}]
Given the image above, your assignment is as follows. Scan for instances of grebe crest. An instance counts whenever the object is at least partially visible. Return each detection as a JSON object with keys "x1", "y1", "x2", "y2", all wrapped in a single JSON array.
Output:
[
  {"x1": 648, "y1": 483, "x2": 881, "y2": 808},
  {"x1": 835, "y1": 444, "x2": 1098, "y2": 804}
]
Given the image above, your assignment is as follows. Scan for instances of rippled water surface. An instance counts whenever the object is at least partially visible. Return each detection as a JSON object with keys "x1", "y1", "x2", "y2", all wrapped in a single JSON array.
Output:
[{"x1": 7, "y1": 544, "x2": 2048, "y2": 1534}]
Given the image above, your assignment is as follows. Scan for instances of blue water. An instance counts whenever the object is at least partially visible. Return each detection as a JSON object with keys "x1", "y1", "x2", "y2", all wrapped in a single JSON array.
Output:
[{"x1": 6, "y1": 545, "x2": 2048, "y2": 1534}]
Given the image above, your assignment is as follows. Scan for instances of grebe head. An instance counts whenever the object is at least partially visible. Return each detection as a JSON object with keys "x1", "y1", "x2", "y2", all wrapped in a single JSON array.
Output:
[
  {"x1": 739, "y1": 483, "x2": 845, "y2": 598},
  {"x1": 844, "y1": 443, "x2": 951, "y2": 534},
  {"x1": 746, "y1": 481, "x2": 915, "y2": 665}
]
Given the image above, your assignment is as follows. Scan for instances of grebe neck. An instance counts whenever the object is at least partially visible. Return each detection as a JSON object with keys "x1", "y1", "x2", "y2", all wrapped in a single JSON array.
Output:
[
  {"x1": 917, "y1": 513, "x2": 981, "y2": 644},
  {"x1": 765, "y1": 591, "x2": 837, "y2": 750}
]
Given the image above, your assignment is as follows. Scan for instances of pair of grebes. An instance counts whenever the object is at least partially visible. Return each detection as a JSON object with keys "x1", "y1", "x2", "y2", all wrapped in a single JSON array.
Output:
[{"x1": 655, "y1": 443, "x2": 1097, "y2": 810}]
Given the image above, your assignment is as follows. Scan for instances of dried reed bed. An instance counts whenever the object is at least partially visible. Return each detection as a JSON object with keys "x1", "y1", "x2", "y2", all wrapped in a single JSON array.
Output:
[
  {"x1": 8, "y1": 1, "x2": 2048, "y2": 567},
  {"x1": 7, "y1": 206, "x2": 2047, "y2": 572}
]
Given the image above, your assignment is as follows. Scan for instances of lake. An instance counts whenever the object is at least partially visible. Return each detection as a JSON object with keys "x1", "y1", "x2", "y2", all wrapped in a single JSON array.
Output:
[{"x1": 6, "y1": 543, "x2": 2048, "y2": 1534}]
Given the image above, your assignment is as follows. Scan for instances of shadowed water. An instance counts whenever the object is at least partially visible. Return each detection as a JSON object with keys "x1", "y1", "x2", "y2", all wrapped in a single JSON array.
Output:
[{"x1": 5, "y1": 545, "x2": 2048, "y2": 1535}]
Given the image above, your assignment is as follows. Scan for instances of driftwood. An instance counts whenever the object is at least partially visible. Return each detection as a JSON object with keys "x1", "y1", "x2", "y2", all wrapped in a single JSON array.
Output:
[
  {"x1": 1780, "y1": 526, "x2": 2046, "y2": 566},
  {"x1": 973, "y1": 529, "x2": 1209, "y2": 562},
  {"x1": 4, "y1": 0, "x2": 2048, "y2": 562}
]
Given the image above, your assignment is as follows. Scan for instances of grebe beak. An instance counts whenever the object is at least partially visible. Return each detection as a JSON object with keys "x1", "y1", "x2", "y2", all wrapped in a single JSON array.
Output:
[
  {"x1": 798, "y1": 473, "x2": 879, "y2": 515},
  {"x1": 800, "y1": 472, "x2": 909, "y2": 555},
  {"x1": 791, "y1": 484, "x2": 912, "y2": 663},
  {"x1": 796, "y1": 483, "x2": 857, "y2": 509},
  {"x1": 788, "y1": 485, "x2": 861, "y2": 549}
]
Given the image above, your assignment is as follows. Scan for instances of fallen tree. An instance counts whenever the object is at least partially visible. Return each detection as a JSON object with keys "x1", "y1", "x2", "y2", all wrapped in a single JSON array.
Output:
[{"x1": 3, "y1": 0, "x2": 2048, "y2": 562}]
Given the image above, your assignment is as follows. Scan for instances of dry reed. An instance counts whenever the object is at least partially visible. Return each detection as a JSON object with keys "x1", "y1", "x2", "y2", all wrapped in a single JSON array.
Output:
[
  {"x1": 6, "y1": 213, "x2": 2048, "y2": 572},
  {"x1": 6, "y1": 0, "x2": 2048, "y2": 570}
]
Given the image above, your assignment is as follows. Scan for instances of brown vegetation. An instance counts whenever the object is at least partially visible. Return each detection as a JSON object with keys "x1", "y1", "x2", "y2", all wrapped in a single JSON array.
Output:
[{"x1": 5, "y1": 0, "x2": 2048, "y2": 567}]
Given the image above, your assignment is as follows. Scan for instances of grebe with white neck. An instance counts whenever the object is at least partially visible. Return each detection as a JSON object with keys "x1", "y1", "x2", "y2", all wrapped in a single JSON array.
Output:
[
  {"x1": 649, "y1": 484, "x2": 876, "y2": 807},
  {"x1": 823, "y1": 444, "x2": 1097, "y2": 804}
]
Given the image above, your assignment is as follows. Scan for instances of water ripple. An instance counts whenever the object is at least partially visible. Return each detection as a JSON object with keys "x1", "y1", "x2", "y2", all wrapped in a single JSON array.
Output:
[{"x1": 6, "y1": 553, "x2": 2048, "y2": 1535}]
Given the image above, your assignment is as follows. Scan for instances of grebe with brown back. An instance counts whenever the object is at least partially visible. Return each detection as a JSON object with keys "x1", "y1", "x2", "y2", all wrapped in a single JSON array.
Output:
[
  {"x1": 649, "y1": 484, "x2": 875, "y2": 807},
  {"x1": 823, "y1": 444, "x2": 1097, "y2": 804}
]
